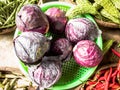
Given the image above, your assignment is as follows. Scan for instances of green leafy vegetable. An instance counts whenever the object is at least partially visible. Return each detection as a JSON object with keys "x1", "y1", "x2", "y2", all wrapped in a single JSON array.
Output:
[
  {"x1": 66, "y1": 0, "x2": 98, "y2": 19},
  {"x1": 111, "y1": 0, "x2": 120, "y2": 10},
  {"x1": 100, "y1": 9, "x2": 120, "y2": 24},
  {"x1": 103, "y1": 40, "x2": 114, "y2": 55},
  {"x1": 0, "y1": 0, "x2": 39, "y2": 29},
  {"x1": 94, "y1": 0, "x2": 120, "y2": 19}
]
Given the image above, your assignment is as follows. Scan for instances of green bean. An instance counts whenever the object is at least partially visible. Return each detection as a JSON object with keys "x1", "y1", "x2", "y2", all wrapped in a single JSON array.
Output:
[
  {"x1": 0, "y1": 1, "x2": 16, "y2": 20},
  {"x1": 16, "y1": 0, "x2": 25, "y2": 14},
  {"x1": 2, "y1": 78, "x2": 8, "y2": 85},
  {"x1": 0, "y1": 0, "x2": 7, "y2": 4},
  {"x1": 0, "y1": 0, "x2": 39, "y2": 29},
  {"x1": 0, "y1": 1, "x2": 5, "y2": 7},
  {"x1": 9, "y1": 78, "x2": 17, "y2": 90},
  {"x1": 0, "y1": 1, "x2": 6, "y2": 5},
  {"x1": 0, "y1": 83, "x2": 4, "y2": 90},
  {"x1": 0, "y1": 8, "x2": 6, "y2": 17},
  {"x1": 0, "y1": 23, "x2": 15, "y2": 29},
  {"x1": 6, "y1": 8, "x2": 9, "y2": 19},
  {"x1": 10, "y1": 78, "x2": 17, "y2": 86},
  {"x1": 0, "y1": 74, "x2": 18, "y2": 79},
  {"x1": 11, "y1": 72, "x2": 23, "y2": 76},
  {"x1": 0, "y1": 16, "x2": 6, "y2": 23},
  {"x1": 4, "y1": 82, "x2": 10, "y2": 90},
  {"x1": 0, "y1": 22, "x2": 2, "y2": 25},
  {"x1": 0, "y1": 72, "x2": 2, "y2": 76},
  {"x1": 4, "y1": 6, "x2": 17, "y2": 25},
  {"x1": 0, "y1": 1, "x2": 17, "y2": 13},
  {"x1": 29, "y1": 0, "x2": 39, "y2": 4},
  {"x1": 0, "y1": 2, "x2": 14, "y2": 8}
]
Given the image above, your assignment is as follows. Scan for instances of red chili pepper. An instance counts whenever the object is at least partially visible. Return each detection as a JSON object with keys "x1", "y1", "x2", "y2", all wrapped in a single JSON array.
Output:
[
  {"x1": 86, "y1": 81, "x2": 97, "y2": 85},
  {"x1": 96, "y1": 86, "x2": 105, "y2": 90},
  {"x1": 112, "y1": 75, "x2": 116, "y2": 85},
  {"x1": 110, "y1": 83, "x2": 120, "y2": 89},
  {"x1": 98, "y1": 76, "x2": 105, "y2": 81},
  {"x1": 93, "y1": 73, "x2": 101, "y2": 82},
  {"x1": 104, "y1": 70, "x2": 110, "y2": 79},
  {"x1": 86, "y1": 84, "x2": 95, "y2": 90},
  {"x1": 85, "y1": 81, "x2": 99, "y2": 90},
  {"x1": 95, "y1": 82, "x2": 105, "y2": 89},
  {"x1": 117, "y1": 72, "x2": 120, "y2": 84},
  {"x1": 111, "y1": 49, "x2": 120, "y2": 57},
  {"x1": 104, "y1": 67, "x2": 113, "y2": 90},
  {"x1": 112, "y1": 70, "x2": 118, "y2": 77},
  {"x1": 117, "y1": 60, "x2": 120, "y2": 72},
  {"x1": 109, "y1": 75, "x2": 116, "y2": 87},
  {"x1": 96, "y1": 87, "x2": 104, "y2": 90},
  {"x1": 93, "y1": 70, "x2": 106, "y2": 81}
]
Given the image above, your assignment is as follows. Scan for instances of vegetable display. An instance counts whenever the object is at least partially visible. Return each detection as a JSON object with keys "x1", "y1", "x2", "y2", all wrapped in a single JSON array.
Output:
[
  {"x1": 73, "y1": 40, "x2": 103, "y2": 67},
  {"x1": 13, "y1": 3, "x2": 103, "y2": 90},
  {"x1": 16, "y1": 4, "x2": 49, "y2": 34},
  {"x1": 73, "y1": 40, "x2": 120, "y2": 90},
  {"x1": 45, "y1": 7, "x2": 68, "y2": 34},
  {"x1": 51, "y1": 38, "x2": 73, "y2": 62},
  {"x1": 86, "y1": 60, "x2": 120, "y2": 90},
  {"x1": 66, "y1": 0, "x2": 98, "y2": 19},
  {"x1": 65, "y1": 18, "x2": 101, "y2": 43},
  {"x1": 13, "y1": 32, "x2": 51, "y2": 64},
  {"x1": 66, "y1": 0, "x2": 120, "y2": 25},
  {"x1": 0, "y1": 0, "x2": 39, "y2": 30},
  {"x1": 0, "y1": 70, "x2": 36, "y2": 90},
  {"x1": 77, "y1": 48, "x2": 120, "y2": 90},
  {"x1": 28, "y1": 58, "x2": 62, "y2": 89}
]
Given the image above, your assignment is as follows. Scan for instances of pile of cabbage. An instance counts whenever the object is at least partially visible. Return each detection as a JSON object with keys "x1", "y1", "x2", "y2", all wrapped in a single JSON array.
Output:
[{"x1": 13, "y1": 4, "x2": 103, "y2": 90}]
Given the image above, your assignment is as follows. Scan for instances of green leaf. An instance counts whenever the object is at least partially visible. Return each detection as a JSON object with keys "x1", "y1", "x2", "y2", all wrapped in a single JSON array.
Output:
[{"x1": 103, "y1": 40, "x2": 114, "y2": 55}]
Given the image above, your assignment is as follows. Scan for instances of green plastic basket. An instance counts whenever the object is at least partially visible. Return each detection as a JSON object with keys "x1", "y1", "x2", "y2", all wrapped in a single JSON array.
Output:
[{"x1": 14, "y1": 1, "x2": 103, "y2": 90}]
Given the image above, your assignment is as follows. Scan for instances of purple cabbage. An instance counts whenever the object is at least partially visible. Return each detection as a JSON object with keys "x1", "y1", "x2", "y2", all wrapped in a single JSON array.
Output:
[
  {"x1": 13, "y1": 32, "x2": 50, "y2": 64},
  {"x1": 65, "y1": 18, "x2": 101, "y2": 43},
  {"x1": 73, "y1": 40, "x2": 103, "y2": 67},
  {"x1": 45, "y1": 7, "x2": 68, "y2": 34},
  {"x1": 16, "y1": 4, "x2": 49, "y2": 34},
  {"x1": 28, "y1": 57, "x2": 62, "y2": 89},
  {"x1": 51, "y1": 38, "x2": 73, "y2": 62}
]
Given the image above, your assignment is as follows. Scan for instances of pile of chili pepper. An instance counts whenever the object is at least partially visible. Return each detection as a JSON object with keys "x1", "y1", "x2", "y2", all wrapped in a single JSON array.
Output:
[{"x1": 82, "y1": 48, "x2": 120, "y2": 90}]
